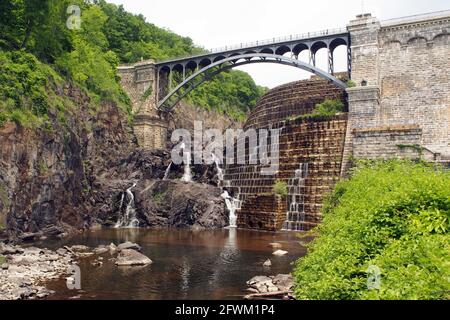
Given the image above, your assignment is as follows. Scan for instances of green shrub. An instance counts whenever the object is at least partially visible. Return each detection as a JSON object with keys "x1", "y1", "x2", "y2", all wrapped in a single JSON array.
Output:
[
  {"x1": 288, "y1": 98, "x2": 345, "y2": 122},
  {"x1": 347, "y1": 80, "x2": 356, "y2": 88},
  {"x1": 293, "y1": 160, "x2": 450, "y2": 300},
  {"x1": 0, "y1": 255, "x2": 5, "y2": 265},
  {"x1": 273, "y1": 180, "x2": 288, "y2": 197}
]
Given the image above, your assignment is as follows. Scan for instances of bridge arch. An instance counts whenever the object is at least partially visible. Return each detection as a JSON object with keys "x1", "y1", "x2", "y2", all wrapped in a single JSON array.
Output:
[{"x1": 157, "y1": 53, "x2": 348, "y2": 112}]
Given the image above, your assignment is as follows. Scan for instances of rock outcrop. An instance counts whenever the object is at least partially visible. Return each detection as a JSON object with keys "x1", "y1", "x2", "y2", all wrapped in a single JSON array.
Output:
[
  {"x1": 135, "y1": 180, "x2": 228, "y2": 229},
  {"x1": 0, "y1": 84, "x2": 228, "y2": 240}
]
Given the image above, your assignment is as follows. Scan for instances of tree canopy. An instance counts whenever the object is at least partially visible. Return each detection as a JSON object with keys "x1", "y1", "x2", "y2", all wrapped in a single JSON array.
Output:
[{"x1": 0, "y1": 0, "x2": 266, "y2": 125}]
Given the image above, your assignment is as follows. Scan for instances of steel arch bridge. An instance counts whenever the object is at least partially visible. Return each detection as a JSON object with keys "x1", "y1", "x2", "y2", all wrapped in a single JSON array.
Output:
[{"x1": 155, "y1": 29, "x2": 350, "y2": 112}]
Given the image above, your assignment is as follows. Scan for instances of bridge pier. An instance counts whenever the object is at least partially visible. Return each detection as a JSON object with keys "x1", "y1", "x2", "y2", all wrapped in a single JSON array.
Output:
[{"x1": 117, "y1": 60, "x2": 168, "y2": 150}]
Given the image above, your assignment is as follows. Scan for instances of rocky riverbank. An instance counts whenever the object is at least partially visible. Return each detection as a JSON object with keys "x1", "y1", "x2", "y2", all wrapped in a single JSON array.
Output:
[
  {"x1": 0, "y1": 243, "x2": 73, "y2": 300},
  {"x1": 0, "y1": 240, "x2": 154, "y2": 300}
]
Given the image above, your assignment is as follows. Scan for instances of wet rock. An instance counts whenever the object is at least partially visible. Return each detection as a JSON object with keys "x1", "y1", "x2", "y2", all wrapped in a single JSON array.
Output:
[
  {"x1": 115, "y1": 249, "x2": 152, "y2": 266},
  {"x1": 136, "y1": 180, "x2": 228, "y2": 229},
  {"x1": 272, "y1": 250, "x2": 288, "y2": 256},
  {"x1": 117, "y1": 242, "x2": 141, "y2": 252},
  {"x1": 23, "y1": 247, "x2": 45, "y2": 255},
  {"x1": 36, "y1": 288, "x2": 55, "y2": 299},
  {"x1": 247, "y1": 276, "x2": 272, "y2": 286},
  {"x1": 109, "y1": 243, "x2": 117, "y2": 253},
  {"x1": 246, "y1": 274, "x2": 295, "y2": 295},
  {"x1": 272, "y1": 274, "x2": 294, "y2": 291},
  {"x1": 70, "y1": 245, "x2": 90, "y2": 252},
  {"x1": 19, "y1": 233, "x2": 41, "y2": 242},
  {"x1": 56, "y1": 248, "x2": 68, "y2": 256},
  {"x1": 93, "y1": 246, "x2": 109, "y2": 255},
  {"x1": 0, "y1": 245, "x2": 24, "y2": 255}
]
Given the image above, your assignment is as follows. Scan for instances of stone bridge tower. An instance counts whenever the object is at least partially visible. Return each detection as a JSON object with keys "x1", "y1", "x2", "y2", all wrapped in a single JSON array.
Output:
[
  {"x1": 342, "y1": 11, "x2": 450, "y2": 173},
  {"x1": 117, "y1": 60, "x2": 168, "y2": 150}
]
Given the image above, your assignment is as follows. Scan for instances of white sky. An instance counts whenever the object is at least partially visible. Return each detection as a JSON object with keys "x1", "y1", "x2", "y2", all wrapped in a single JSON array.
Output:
[{"x1": 107, "y1": 0, "x2": 449, "y2": 88}]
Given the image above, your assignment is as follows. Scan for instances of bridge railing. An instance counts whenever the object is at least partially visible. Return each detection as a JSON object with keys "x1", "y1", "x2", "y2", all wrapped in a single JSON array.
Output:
[
  {"x1": 208, "y1": 27, "x2": 347, "y2": 53},
  {"x1": 157, "y1": 27, "x2": 347, "y2": 64}
]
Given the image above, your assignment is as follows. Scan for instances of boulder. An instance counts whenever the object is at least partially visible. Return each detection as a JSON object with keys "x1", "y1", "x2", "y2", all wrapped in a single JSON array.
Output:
[
  {"x1": 272, "y1": 274, "x2": 294, "y2": 291},
  {"x1": 115, "y1": 249, "x2": 152, "y2": 266},
  {"x1": 117, "y1": 242, "x2": 141, "y2": 252},
  {"x1": 70, "y1": 245, "x2": 90, "y2": 252},
  {"x1": 263, "y1": 259, "x2": 272, "y2": 267},
  {"x1": 94, "y1": 247, "x2": 109, "y2": 255},
  {"x1": 136, "y1": 180, "x2": 228, "y2": 229},
  {"x1": 247, "y1": 276, "x2": 272, "y2": 286},
  {"x1": 272, "y1": 250, "x2": 288, "y2": 256}
]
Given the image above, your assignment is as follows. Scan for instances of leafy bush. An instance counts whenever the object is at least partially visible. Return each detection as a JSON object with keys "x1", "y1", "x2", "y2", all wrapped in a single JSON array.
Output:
[
  {"x1": 347, "y1": 80, "x2": 356, "y2": 88},
  {"x1": 0, "y1": 50, "x2": 60, "y2": 127},
  {"x1": 0, "y1": 255, "x2": 5, "y2": 265},
  {"x1": 288, "y1": 98, "x2": 345, "y2": 122},
  {"x1": 273, "y1": 180, "x2": 288, "y2": 197},
  {"x1": 293, "y1": 160, "x2": 450, "y2": 300}
]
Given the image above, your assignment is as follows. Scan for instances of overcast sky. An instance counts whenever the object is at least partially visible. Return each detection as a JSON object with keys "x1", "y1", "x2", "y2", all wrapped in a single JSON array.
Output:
[{"x1": 108, "y1": 0, "x2": 449, "y2": 88}]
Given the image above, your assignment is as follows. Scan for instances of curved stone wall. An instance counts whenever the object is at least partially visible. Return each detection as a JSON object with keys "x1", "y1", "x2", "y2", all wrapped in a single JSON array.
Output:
[{"x1": 224, "y1": 76, "x2": 348, "y2": 231}]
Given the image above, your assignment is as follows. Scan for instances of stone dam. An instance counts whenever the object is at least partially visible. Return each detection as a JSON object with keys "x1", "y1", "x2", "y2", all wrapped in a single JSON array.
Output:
[
  {"x1": 223, "y1": 76, "x2": 348, "y2": 231},
  {"x1": 115, "y1": 11, "x2": 450, "y2": 232}
]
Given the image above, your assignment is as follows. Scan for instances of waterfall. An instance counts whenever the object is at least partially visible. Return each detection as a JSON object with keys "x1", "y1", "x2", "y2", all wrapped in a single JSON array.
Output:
[
  {"x1": 180, "y1": 143, "x2": 192, "y2": 182},
  {"x1": 221, "y1": 191, "x2": 241, "y2": 228},
  {"x1": 163, "y1": 162, "x2": 172, "y2": 180},
  {"x1": 115, "y1": 183, "x2": 139, "y2": 228},
  {"x1": 283, "y1": 163, "x2": 309, "y2": 231},
  {"x1": 211, "y1": 152, "x2": 224, "y2": 182}
]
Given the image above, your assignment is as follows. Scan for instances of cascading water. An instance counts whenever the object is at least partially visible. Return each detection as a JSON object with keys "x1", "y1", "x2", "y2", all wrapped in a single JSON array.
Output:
[
  {"x1": 115, "y1": 183, "x2": 139, "y2": 228},
  {"x1": 163, "y1": 162, "x2": 172, "y2": 180},
  {"x1": 221, "y1": 191, "x2": 241, "y2": 228},
  {"x1": 180, "y1": 143, "x2": 192, "y2": 182},
  {"x1": 282, "y1": 163, "x2": 309, "y2": 231},
  {"x1": 211, "y1": 152, "x2": 224, "y2": 183}
]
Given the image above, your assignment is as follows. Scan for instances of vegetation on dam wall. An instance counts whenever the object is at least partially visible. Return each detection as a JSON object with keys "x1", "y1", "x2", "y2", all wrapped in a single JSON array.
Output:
[{"x1": 293, "y1": 160, "x2": 450, "y2": 300}]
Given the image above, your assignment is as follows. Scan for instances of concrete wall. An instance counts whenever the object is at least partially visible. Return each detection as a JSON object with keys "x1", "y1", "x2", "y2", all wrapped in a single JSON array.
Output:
[{"x1": 344, "y1": 12, "x2": 450, "y2": 168}]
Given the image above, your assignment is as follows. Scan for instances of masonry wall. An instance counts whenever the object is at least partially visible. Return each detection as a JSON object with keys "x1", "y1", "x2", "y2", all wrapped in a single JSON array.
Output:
[
  {"x1": 225, "y1": 78, "x2": 348, "y2": 231},
  {"x1": 117, "y1": 61, "x2": 168, "y2": 150},
  {"x1": 345, "y1": 13, "x2": 450, "y2": 165}
]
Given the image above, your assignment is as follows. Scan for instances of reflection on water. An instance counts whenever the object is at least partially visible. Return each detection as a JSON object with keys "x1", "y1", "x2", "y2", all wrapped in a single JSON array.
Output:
[{"x1": 41, "y1": 228, "x2": 308, "y2": 300}]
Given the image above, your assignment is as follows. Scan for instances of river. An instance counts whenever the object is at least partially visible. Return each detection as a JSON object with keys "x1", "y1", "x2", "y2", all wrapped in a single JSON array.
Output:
[{"x1": 39, "y1": 228, "x2": 307, "y2": 300}]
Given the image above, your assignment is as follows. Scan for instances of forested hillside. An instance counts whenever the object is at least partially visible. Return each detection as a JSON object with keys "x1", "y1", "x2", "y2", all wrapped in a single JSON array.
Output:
[{"x1": 0, "y1": 0, "x2": 265, "y2": 127}]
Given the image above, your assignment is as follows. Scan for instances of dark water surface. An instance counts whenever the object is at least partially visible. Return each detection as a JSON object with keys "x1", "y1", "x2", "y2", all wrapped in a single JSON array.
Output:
[{"x1": 40, "y1": 228, "x2": 307, "y2": 300}]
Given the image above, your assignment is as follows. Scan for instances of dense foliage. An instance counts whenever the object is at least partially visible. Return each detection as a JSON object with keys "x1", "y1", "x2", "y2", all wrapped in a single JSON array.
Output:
[
  {"x1": 293, "y1": 160, "x2": 450, "y2": 300},
  {"x1": 0, "y1": 0, "x2": 265, "y2": 126},
  {"x1": 288, "y1": 98, "x2": 345, "y2": 122}
]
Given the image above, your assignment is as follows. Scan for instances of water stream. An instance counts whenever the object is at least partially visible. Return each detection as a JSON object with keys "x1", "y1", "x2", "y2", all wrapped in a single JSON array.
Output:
[
  {"x1": 115, "y1": 183, "x2": 139, "y2": 229},
  {"x1": 180, "y1": 143, "x2": 192, "y2": 182},
  {"x1": 163, "y1": 162, "x2": 172, "y2": 180},
  {"x1": 221, "y1": 191, "x2": 241, "y2": 228},
  {"x1": 41, "y1": 228, "x2": 307, "y2": 300},
  {"x1": 283, "y1": 163, "x2": 309, "y2": 231}
]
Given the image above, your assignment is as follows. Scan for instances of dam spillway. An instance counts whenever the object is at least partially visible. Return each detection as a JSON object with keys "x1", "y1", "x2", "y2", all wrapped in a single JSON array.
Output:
[{"x1": 223, "y1": 76, "x2": 348, "y2": 231}]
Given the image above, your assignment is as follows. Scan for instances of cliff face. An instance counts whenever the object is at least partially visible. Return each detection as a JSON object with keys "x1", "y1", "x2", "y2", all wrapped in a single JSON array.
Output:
[
  {"x1": 0, "y1": 84, "x2": 231, "y2": 241},
  {"x1": 0, "y1": 84, "x2": 137, "y2": 239}
]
